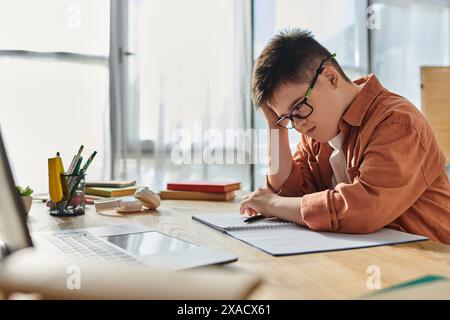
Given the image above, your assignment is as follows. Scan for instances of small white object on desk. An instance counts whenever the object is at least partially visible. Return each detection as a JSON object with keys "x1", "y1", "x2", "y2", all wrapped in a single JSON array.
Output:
[{"x1": 94, "y1": 187, "x2": 161, "y2": 213}]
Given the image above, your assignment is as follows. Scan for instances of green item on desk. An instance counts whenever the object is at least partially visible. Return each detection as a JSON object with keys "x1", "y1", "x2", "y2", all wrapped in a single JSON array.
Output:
[
  {"x1": 79, "y1": 151, "x2": 97, "y2": 176},
  {"x1": 67, "y1": 156, "x2": 82, "y2": 191},
  {"x1": 16, "y1": 185, "x2": 33, "y2": 197},
  {"x1": 73, "y1": 156, "x2": 83, "y2": 175},
  {"x1": 362, "y1": 274, "x2": 447, "y2": 299}
]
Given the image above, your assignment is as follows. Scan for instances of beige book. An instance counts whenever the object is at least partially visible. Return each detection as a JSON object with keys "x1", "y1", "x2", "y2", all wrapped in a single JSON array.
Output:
[{"x1": 85, "y1": 180, "x2": 136, "y2": 188}]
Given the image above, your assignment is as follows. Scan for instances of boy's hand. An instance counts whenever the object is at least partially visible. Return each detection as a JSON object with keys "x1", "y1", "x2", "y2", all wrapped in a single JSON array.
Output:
[
  {"x1": 239, "y1": 189, "x2": 307, "y2": 226},
  {"x1": 239, "y1": 188, "x2": 279, "y2": 218}
]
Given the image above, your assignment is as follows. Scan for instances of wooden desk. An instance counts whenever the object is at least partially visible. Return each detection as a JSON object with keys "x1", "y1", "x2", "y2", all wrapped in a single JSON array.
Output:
[
  {"x1": 421, "y1": 66, "x2": 450, "y2": 162},
  {"x1": 26, "y1": 192, "x2": 450, "y2": 300}
]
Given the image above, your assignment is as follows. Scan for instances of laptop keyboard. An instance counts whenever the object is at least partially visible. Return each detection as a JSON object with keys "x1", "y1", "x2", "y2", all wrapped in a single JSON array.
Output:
[{"x1": 39, "y1": 232, "x2": 142, "y2": 265}]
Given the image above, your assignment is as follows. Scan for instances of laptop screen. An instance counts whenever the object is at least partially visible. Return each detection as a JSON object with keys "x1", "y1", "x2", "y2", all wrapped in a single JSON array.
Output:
[{"x1": 0, "y1": 128, "x2": 33, "y2": 254}]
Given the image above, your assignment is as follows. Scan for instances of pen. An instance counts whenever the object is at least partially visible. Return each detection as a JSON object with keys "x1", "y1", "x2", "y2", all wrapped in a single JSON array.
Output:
[
  {"x1": 68, "y1": 156, "x2": 83, "y2": 190},
  {"x1": 78, "y1": 151, "x2": 97, "y2": 176},
  {"x1": 65, "y1": 145, "x2": 84, "y2": 191},
  {"x1": 67, "y1": 145, "x2": 84, "y2": 176},
  {"x1": 244, "y1": 214, "x2": 265, "y2": 223}
]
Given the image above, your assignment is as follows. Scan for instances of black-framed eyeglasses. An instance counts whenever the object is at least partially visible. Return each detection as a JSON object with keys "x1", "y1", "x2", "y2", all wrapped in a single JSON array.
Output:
[{"x1": 275, "y1": 53, "x2": 337, "y2": 129}]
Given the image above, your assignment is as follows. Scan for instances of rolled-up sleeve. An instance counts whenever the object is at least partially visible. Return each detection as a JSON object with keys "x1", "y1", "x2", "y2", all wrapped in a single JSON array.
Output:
[
  {"x1": 301, "y1": 121, "x2": 430, "y2": 233},
  {"x1": 267, "y1": 136, "x2": 318, "y2": 197}
]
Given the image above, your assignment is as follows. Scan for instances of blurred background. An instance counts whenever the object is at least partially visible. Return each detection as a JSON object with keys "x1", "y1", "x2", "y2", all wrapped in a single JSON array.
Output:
[{"x1": 0, "y1": 0, "x2": 449, "y2": 193}]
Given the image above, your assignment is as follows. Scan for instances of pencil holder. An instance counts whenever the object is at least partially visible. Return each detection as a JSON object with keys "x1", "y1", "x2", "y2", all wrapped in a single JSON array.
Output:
[{"x1": 49, "y1": 173, "x2": 86, "y2": 217}]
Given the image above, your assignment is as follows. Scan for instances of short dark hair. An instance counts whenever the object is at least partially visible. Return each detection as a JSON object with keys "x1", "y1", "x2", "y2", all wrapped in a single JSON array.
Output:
[{"x1": 251, "y1": 28, "x2": 351, "y2": 109}]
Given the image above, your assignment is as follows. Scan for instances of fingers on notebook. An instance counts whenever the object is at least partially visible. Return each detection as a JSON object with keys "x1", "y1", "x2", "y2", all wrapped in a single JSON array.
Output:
[{"x1": 240, "y1": 203, "x2": 257, "y2": 216}]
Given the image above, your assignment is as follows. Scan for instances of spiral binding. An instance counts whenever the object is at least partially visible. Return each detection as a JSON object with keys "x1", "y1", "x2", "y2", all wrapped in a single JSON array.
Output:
[{"x1": 226, "y1": 222, "x2": 294, "y2": 232}]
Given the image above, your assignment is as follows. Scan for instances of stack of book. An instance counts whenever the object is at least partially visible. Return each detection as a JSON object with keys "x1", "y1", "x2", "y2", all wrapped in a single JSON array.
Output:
[
  {"x1": 159, "y1": 181, "x2": 241, "y2": 201},
  {"x1": 85, "y1": 180, "x2": 139, "y2": 198}
]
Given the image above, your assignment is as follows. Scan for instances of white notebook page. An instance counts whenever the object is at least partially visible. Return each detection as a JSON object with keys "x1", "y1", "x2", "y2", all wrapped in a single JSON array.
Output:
[{"x1": 193, "y1": 212, "x2": 428, "y2": 256}]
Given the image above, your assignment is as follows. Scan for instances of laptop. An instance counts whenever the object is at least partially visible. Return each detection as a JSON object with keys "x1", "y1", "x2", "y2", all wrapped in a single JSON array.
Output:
[{"x1": 0, "y1": 129, "x2": 237, "y2": 270}]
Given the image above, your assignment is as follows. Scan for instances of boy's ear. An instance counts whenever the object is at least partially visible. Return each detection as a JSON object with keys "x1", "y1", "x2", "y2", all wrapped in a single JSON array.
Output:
[{"x1": 322, "y1": 66, "x2": 339, "y2": 88}]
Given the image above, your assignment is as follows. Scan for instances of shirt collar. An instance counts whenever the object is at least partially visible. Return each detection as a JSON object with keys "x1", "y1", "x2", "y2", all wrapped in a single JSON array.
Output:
[
  {"x1": 328, "y1": 131, "x2": 344, "y2": 151},
  {"x1": 341, "y1": 74, "x2": 385, "y2": 127}
]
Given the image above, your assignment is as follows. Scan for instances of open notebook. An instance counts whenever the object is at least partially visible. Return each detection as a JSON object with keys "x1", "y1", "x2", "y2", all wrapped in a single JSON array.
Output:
[{"x1": 192, "y1": 213, "x2": 428, "y2": 256}]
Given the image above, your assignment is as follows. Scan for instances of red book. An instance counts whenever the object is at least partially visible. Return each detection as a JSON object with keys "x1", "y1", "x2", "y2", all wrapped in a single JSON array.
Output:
[{"x1": 166, "y1": 181, "x2": 241, "y2": 193}]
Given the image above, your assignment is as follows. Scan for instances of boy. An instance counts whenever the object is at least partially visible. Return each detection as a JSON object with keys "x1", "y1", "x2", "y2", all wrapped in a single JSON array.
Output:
[{"x1": 240, "y1": 29, "x2": 450, "y2": 244}]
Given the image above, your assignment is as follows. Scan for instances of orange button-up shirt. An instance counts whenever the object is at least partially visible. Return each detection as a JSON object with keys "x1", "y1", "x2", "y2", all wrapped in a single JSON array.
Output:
[{"x1": 268, "y1": 74, "x2": 450, "y2": 244}]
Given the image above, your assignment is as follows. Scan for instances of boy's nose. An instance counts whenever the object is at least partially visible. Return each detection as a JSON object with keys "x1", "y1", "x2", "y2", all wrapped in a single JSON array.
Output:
[{"x1": 294, "y1": 118, "x2": 308, "y2": 129}]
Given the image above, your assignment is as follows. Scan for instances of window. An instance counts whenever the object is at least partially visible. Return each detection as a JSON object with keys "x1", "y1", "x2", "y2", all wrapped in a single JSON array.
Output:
[
  {"x1": 370, "y1": 0, "x2": 450, "y2": 108},
  {"x1": 0, "y1": 0, "x2": 110, "y2": 193},
  {"x1": 117, "y1": 0, "x2": 253, "y2": 191}
]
